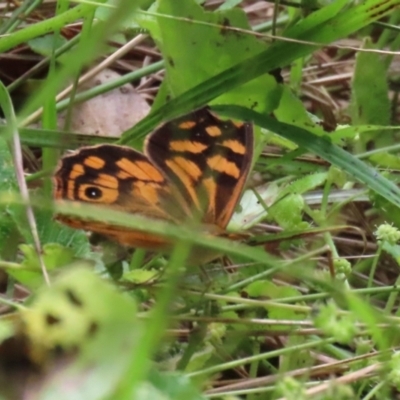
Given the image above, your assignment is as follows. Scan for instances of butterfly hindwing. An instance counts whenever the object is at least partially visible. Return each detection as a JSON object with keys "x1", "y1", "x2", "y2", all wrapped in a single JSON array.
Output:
[{"x1": 145, "y1": 108, "x2": 253, "y2": 228}]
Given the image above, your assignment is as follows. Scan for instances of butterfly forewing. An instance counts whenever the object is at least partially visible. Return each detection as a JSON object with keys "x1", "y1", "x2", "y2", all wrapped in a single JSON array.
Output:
[
  {"x1": 54, "y1": 144, "x2": 186, "y2": 223},
  {"x1": 145, "y1": 108, "x2": 253, "y2": 229}
]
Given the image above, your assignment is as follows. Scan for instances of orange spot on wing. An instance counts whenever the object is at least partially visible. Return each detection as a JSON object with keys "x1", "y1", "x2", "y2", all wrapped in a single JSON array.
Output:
[
  {"x1": 207, "y1": 155, "x2": 240, "y2": 178},
  {"x1": 202, "y1": 177, "x2": 217, "y2": 221},
  {"x1": 70, "y1": 163, "x2": 85, "y2": 179},
  {"x1": 179, "y1": 120, "x2": 196, "y2": 129},
  {"x1": 67, "y1": 180, "x2": 75, "y2": 200},
  {"x1": 116, "y1": 158, "x2": 164, "y2": 182},
  {"x1": 53, "y1": 177, "x2": 63, "y2": 199},
  {"x1": 172, "y1": 157, "x2": 202, "y2": 181},
  {"x1": 133, "y1": 181, "x2": 159, "y2": 205},
  {"x1": 83, "y1": 156, "x2": 105, "y2": 169},
  {"x1": 169, "y1": 140, "x2": 207, "y2": 153},
  {"x1": 66, "y1": 164, "x2": 85, "y2": 199},
  {"x1": 94, "y1": 174, "x2": 118, "y2": 189},
  {"x1": 166, "y1": 159, "x2": 200, "y2": 208},
  {"x1": 233, "y1": 121, "x2": 244, "y2": 128},
  {"x1": 222, "y1": 140, "x2": 246, "y2": 154},
  {"x1": 116, "y1": 170, "x2": 131, "y2": 179},
  {"x1": 205, "y1": 125, "x2": 222, "y2": 137}
]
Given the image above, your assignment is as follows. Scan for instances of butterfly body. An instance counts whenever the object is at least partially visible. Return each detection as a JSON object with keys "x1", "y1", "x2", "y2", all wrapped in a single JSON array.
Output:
[{"x1": 53, "y1": 108, "x2": 253, "y2": 257}]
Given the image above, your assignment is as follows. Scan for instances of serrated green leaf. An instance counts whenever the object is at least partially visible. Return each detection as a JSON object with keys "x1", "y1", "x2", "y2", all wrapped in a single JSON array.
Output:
[
  {"x1": 122, "y1": 269, "x2": 159, "y2": 284},
  {"x1": 269, "y1": 194, "x2": 307, "y2": 230},
  {"x1": 245, "y1": 280, "x2": 304, "y2": 322},
  {"x1": 7, "y1": 243, "x2": 83, "y2": 289}
]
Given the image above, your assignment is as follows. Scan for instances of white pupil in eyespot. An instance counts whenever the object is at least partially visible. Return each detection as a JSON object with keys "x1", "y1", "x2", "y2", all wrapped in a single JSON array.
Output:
[{"x1": 85, "y1": 187, "x2": 102, "y2": 199}]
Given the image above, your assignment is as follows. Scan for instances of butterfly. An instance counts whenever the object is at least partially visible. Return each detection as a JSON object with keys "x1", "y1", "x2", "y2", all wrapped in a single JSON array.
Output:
[{"x1": 53, "y1": 107, "x2": 253, "y2": 257}]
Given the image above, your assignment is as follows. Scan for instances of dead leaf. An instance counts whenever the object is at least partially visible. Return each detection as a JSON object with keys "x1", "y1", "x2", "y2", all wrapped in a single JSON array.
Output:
[{"x1": 59, "y1": 69, "x2": 150, "y2": 137}]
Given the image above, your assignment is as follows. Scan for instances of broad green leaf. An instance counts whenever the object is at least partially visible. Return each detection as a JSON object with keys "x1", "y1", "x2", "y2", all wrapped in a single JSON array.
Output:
[
  {"x1": 274, "y1": 86, "x2": 326, "y2": 136},
  {"x1": 22, "y1": 268, "x2": 141, "y2": 400},
  {"x1": 134, "y1": 2, "x2": 162, "y2": 42},
  {"x1": 153, "y1": 0, "x2": 281, "y2": 112},
  {"x1": 28, "y1": 34, "x2": 67, "y2": 57},
  {"x1": 23, "y1": 267, "x2": 137, "y2": 350},
  {"x1": 121, "y1": 0, "x2": 399, "y2": 146},
  {"x1": 6, "y1": 243, "x2": 82, "y2": 289},
  {"x1": 350, "y1": 38, "x2": 391, "y2": 149},
  {"x1": 351, "y1": 39, "x2": 391, "y2": 127}
]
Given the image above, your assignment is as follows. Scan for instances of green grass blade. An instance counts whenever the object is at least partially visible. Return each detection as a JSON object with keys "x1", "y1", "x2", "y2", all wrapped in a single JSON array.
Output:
[
  {"x1": 0, "y1": 3, "x2": 98, "y2": 53},
  {"x1": 50, "y1": 201, "x2": 277, "y2": 266},
  {"x1": 212, "y1": 105, "x2": 400, "y2": 209},
  {"x1": 0, "y1": 126, "x2": 115, "y2": 148}
]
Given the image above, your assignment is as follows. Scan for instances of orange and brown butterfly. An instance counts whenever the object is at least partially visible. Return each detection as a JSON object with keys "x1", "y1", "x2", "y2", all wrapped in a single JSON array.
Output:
[{"x1": 53, "y1": 107, "x2": 253, "y2": 255}]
